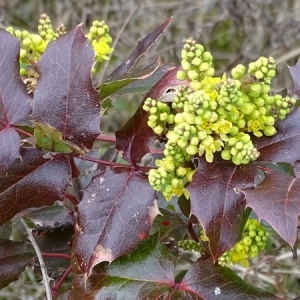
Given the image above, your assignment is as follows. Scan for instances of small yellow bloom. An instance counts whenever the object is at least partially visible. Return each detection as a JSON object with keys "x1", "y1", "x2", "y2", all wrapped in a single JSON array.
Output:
[{"x1": 92, "y1": 37, "x2": 113, "y2": 62}]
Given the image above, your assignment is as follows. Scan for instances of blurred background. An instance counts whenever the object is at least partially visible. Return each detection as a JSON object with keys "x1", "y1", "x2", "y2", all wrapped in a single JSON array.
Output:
[{"x1": 1, "y1": 0, "x2": 300, "y2": 299}]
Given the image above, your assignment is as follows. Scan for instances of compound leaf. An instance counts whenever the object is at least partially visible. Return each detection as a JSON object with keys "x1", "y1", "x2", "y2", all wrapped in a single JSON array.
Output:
[{"x1": 73, "y1": 167, "x2": 159, "y2": 278}]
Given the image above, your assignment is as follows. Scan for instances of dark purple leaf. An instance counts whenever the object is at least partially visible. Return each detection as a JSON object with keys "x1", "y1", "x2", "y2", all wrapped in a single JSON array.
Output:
[
  {"x1": 32, "y1": 25, "x2": 100, "y2": 149},
  {"x1": 0, "y1": 148, "x2": 71, "y2": 226},
  {"x1": 0, "y1": 30, "x2": 32, "y2": 173},
  {"x1": 255, "y1": 106, "x2": 300, "y2": 164},
  {"x1": 115, "y1": 66, "x2": 185, "y2": 165},
  {"x1": 0, "y1": 239, "x2": 36, "y2": 289},
  {"x1": 73, "y1": 167, "x2": 159, "y2": 278},
  {"x1": 0, "y1": 29, "x2": 31, "y2": 127},
  {"x1": 0, "y1": 128, "x2": 21, "y2": 173},
  {"x1": 186, "y1": 157, "x2": 257, "y2": 261},
  {"x1": 242, "y1": 169, "x2": 300, "y2": 246},
  {"x1": 170, "y1": 257, "x2": 280, "y2": 299},
  {"x1": 108, "y1": 18, "x2": 172, "y2": 80}
]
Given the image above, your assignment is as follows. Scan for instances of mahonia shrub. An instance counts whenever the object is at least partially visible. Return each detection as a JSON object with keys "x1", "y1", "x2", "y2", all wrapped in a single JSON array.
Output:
[{"x1": 0, "y1": 13, "x2": 300, "y2": 299}]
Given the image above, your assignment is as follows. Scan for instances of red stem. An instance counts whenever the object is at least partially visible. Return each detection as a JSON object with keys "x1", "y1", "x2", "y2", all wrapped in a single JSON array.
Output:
[
  {"x1": 96, "y1": 134, "x2": 116, "y2": 142},
  {"x1": 75, "y1": 154, "x2": 129, "y2": 168},
  {"x1": 42, "y1": 252, "x2": 71, "y2": 260},
  {"x1": 51, "y1": 265, "x2": 72, "y2": 299},
  {"x1": 10, "y1": 125, "x2": 33, "y2": 137}
]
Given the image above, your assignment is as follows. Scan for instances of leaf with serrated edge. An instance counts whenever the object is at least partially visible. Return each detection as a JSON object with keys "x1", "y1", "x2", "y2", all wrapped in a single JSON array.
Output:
[
  {"x1": 170, "y1": 257, "x2": 280, "y2": 300},
  {"x1": 71, "y1": 238, "x2": 278, "y2": 300},
  {"x1": 0, "y1": 239, "x2": 36, "y2": 289},
  {"x1": 186, "y1": 157, "x2": 257, "y2": 261},
  {"x1": 0, "y1": 30, "x2": 31, "y2": 126},
  {"x1": 0, "y1": 148, "x2": 71, "y2": 226},
  {"x1": 254, "y1": 106, "x2": 300, "y2": 164},
  {"x1": 73, "y1": 167, "x2": 159, "y2": 278},
  {"x1": 71, "y1": 234, "x2": 175, "y2": 299},
  {"x1": 108, "y1": 18, "x2": 172, "y2": 80},
  {"x1": 116, "y1": 66, "x2": 185, "y2": 165},
  {"x1": 32, "y1": 25, "x2": 100, "y2": 150},
  {"x1": 242, "y1": 169, "x2": 300, "y2": 246},
  {"x1": 0, "y1": 30, "x2": 32, "y2": 173}
]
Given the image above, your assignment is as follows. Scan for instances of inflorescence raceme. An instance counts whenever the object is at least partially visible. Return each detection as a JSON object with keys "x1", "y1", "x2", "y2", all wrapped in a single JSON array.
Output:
[
  {"x1": 178, "y1": 218, "x2": 270, "y2": 268},
  {"x1": 143, "y1": 37, "x2": 296, "y2": 200},
  {"x1": 6, "y1": 14, "x2": 113, "y2": 91}
]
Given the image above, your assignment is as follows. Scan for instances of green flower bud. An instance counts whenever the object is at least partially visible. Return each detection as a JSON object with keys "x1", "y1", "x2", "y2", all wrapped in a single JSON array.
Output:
[
  {"x1": 205, "y1": 67, "x2": 215, "y2": 77},
  {"x1": 255, "y1": 70, "x2": 264, "y2": 79},
  {"x1": 177, "y1": 70, "x2": 187, "y2": 80},
  {"x1": 202, "y1": 51, "x2": 213, "y2": 62},
  {"x1": 186, "y1": 144, "x2": 198, "y2": 155},
  {"x1": 264, "y1": 125, "x2": 276, "y2": 136},
  {"x1": 199, "y1": 62, "x2": 209, "y2": 72},
  {"x1": 187, "y1": 70, "x2": 199, "y2": 80},
  {"x1": 241, "y1": 103, "x2": 255, "y2": 115},
  {"x1": 153, "y1": 125, "x2": 164, "y2": 135}
]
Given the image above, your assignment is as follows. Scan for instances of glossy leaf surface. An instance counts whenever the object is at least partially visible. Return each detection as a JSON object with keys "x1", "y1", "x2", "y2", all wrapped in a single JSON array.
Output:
[
  {"x1": 0, "y1": 239, "x2": 35, "y2": 289},
  {"x1": 115, "y1": 66, "x2": 184, "y2": 165},
  {"x1": 186, "y1": 157, "x2": 257, "y2": 261},
  {"x1": 70, "y1": 235, "x2": 278, "y2": 300},
  {"x1": 73, "y1": 167, "x2": 159, "y2": 277},
  {"x1": 32, "y1": 25, "x2": 100, "y2": 149},
  {"x1": 0, "y1": 30, "x2": 32, "y2": 173},
  {"x1": 242, "y1": 168, "x2": 300, "y2": 246},
  {"x1": 0, "y1": 148, "x2": 71, "y2": 226}
]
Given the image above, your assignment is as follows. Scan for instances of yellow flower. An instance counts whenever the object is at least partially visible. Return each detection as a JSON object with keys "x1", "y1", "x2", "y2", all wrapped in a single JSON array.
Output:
[{"x1": 92, "y1": 37, "x2": 113, "y2": 62}]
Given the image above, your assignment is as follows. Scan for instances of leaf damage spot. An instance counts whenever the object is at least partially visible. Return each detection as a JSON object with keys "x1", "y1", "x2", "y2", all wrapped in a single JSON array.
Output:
[
  {"x1": 92, "y1": 244, "x2": 113, "y2": 264},
  {"x1": 148, "y1": 199, "x2": 161, "y2": 222},
  {"x1": 214, "y1": 287, "x2": 221, "y2": 295},
  {"x1": 161, "y1": 220, "x2": 170, "y2": 227}
]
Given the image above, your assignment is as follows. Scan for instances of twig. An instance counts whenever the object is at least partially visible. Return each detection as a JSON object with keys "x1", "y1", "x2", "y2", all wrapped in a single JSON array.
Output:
[
  {"x1": 42, "y1": 253, "x2": 71, "y2": 260},
  {"x1": 20, "y1": 217, "x2": 52, "y2": 300}
]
